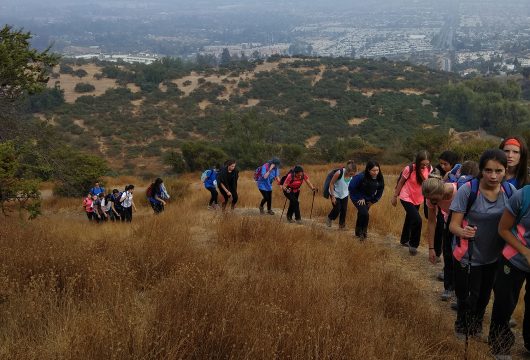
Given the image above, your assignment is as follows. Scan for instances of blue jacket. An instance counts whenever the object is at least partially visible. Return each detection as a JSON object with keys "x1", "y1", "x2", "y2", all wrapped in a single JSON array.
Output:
[
  {"x1": 349, "y1": 172, "x2": 384, "y2": 203},
  {"x1": 204, "y1": 169, "x2": 217, "y2": 189},
  {"x1": 257, "y1": 164, "x2": 279, "y2": 192}
]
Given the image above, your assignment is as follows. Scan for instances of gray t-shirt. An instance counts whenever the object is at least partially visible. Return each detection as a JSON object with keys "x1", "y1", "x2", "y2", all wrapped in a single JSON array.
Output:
[
  {"x1": 503, "y1": 187, "x2": 530, "y2": 272},
  {"x1": 449, "y1": 182, "x2": 515, "y2": 266}
]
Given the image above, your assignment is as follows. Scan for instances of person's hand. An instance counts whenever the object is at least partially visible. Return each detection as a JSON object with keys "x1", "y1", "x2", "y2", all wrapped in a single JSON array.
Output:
[
  {"x1": 331, "y1": 196, "x2": 336, "y2": 205},
  {"x1": 227, "y1": 191, "x2": 232, "y2": 197},
  {"x1": 162, "y1": 200, "x2": 167, "y2": 205},
  {"x1": 269, "y1": 164, "x2": 275, "y2": 170},
  {"x1": 428, "y1": 248, "x2": 436, "y2": 264},
  {"x1": 462, "y1": 225, "x2": 477, "y2": 239},
  {"x1": 391, "y1": 196, "x2": 398, "y2": 207},
  {"x1": 357, "y1": 199, "x2": 366, "y2": 206},
  {"x1": 312, "y1": 188, "x2": 317, "y2": 193}
]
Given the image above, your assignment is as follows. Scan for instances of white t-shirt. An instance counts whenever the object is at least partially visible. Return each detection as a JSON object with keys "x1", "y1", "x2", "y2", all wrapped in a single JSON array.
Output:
[{"x1": 120, "y1": 191, "x2": 133, "y2": 208}]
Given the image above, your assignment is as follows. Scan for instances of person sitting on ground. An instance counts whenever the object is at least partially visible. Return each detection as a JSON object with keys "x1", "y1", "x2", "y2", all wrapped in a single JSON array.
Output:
[
  {"x1": 256, "y1": 157, "x2": 281, "y2": 215},
  {"x1": 326, "y1": 160, "x2": 357, "y2": 229},
  {"x1": 348, "y1": 160, "x2": 385, "y2": 240},
  {"x1": 217, "y1": 160, "x2": 239, "y2": 211},
  {"x1": 282, "y1": 165, "x2": 316, "y2": 224}
]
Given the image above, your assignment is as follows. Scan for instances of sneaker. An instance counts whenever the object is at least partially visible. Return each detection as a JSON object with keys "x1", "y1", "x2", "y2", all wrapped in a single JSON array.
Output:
[
  {"x1": 493, "y1": 355, "x2": 512, "y2": 360},
  {"x1": 401, "y1": 241, "x2": 410, "y2": 247},
  {"x1": 207, "y1": 205, "x2": 213, "y2": 210},
  {"x1": 296, "y1": 219, "x2": 302, "y2": 225},
  {"x1": 409, "y1": 247, "x2": 418, "y2": 256},
  {"x1": 259, "y1": 206, "x2": 265, "y2": 214},
  {"x1": 436, "y1": 256, "x2": 442, "y2": 263},
  {"x1": 359, "y1": 233, "x2": 366, "y2": 241},
  {"x1": 509, "y1": 318, "x2": 517, "y2": 328},
  {"x1": 287, "y1": 218, "x2": 294, "y2": 223},
  {"x1": 437, "y1": 272, "x2": 444, "y2": 282},
  {"x1": 441, "y1": 290, "x2": 454, "y2": 301},
  {"x1": 339, "y1": 224, "x2": 346, "y2": 230},
  {"x1": 451, "y1": 301, "x2": 458, "y2": 311},
  {"x1": 455, "y1": 331, "x2": 466, "y2": 341},
  {"x1": 326, "y1": 218, "x2": 332, "y2": 227},
  {"x1": 267, "y1": 209, "x2": 275, "y2": 215}
]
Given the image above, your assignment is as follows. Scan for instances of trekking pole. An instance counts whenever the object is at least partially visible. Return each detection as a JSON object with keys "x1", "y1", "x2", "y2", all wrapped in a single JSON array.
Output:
[
  {"x1": 309, "y1": 189, "x2": 316, "y2": 220},
  {"x1": 464, "y1": 226, "x2": 475, "y2": 360},
  {"x1": 279, "y1": 196, "x2": 288, "y2": 223}
]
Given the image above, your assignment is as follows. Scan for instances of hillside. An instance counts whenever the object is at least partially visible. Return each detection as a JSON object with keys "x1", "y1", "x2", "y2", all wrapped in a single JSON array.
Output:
[{"x1": 32, "y1": 56, "x2": 530, "y2": 175}]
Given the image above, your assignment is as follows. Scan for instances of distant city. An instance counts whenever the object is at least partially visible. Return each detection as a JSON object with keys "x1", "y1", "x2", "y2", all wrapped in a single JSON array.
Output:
[{"x1": 2, "y1": 0, "x2": 530, "y2": 76}]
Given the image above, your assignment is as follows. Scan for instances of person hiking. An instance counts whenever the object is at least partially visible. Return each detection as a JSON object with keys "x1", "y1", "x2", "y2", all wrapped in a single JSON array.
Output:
[
  {"x1": 93, "y1": 193, "x2": 107, "y2": 223},
  {"x1": 500, "y1": 136, "x2": 529, "y2": 189},
  {"x1": 449, "y1": 149, "x2": 516, "y2": 341},
  {"x1": 110, "y1": 189, "x2": 123, "y2": 222},
  {"x1": 217, "y1": 160, "x2": 239, "y2": 211},
  {"x1": 256, "y1": 157, "x2": 281, "y2": 215},
  {"x1": 89, "y1": 181, "x2": 105, "y2": 196},
  {"x1": 147, "y1": 178, "x2": 167, "y2": 214},
  {"x1": 281, "y1": 165, "x2": 316, "y2": 224},
  {"x1": 82, "y1": 193, "x2": 95, "y2": 221},
  {"x1": 202, "y1": 164, "x2": 219, "y2": 210},
  {"x1": 120, "y1": 185, "x2": 137, "y2": 222},
  {"x1": 105, "y1": 193, "x2": 120, "y2": 221},
  {"x1": 349, "y1": 160, "x2": 385, "y2": 240},
  {"x1": 325, "y1": 160, "x2": 357, "y2": 229},
  {"x1": 489, "y1": 184, "x2": 530, "y2": 359},
  {"x1": 423, "y1": 177, "x2": 458, "y2": 301},
  {"x1": 392, "y1": 150, "x2": 433, "y2": 255}
]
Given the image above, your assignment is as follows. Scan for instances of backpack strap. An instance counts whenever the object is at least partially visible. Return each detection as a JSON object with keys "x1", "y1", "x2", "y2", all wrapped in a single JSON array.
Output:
[
  {"x1": 465, "y1": 178, "x2": 480, "y2": 216},
  {"x1": 516, "y1": 186, "x2": 530, "y2": 225},
  {"x1": 501, "y1": 180, "x2": 513, "y2": 198}
]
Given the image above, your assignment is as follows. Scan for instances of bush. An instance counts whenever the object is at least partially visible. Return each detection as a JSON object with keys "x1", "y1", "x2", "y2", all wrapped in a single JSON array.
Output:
[{"x1": 74, "y1": 83, "x2": 95, "y2": 93}]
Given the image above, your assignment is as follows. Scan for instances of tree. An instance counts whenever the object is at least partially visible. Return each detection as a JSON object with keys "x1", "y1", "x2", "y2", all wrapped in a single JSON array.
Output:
[{"x1": 74, "y1": 82, "x2": 96, "y2": 93}]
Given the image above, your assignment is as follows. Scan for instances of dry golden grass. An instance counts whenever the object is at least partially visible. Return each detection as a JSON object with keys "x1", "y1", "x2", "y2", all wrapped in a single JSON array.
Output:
[{"x1": 1, "y1": 168, "x2": 500, "y2": 359}]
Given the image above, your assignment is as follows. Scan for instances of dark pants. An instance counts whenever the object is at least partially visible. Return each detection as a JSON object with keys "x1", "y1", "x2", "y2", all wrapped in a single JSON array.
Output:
[
  {"x1": 259, "y1": 190, "x2": 272, "y2": 211},
  {"x1": 454, "y1": 260, "x2": 497, "y2": 335},
  {"x1": 328, "y1": 196, "x2": 348, "y2": 226},
  {"x1": 434, "y1": 210, "x2": 444, "y2": 257},
  {"x1": 150, "y1": 201, "x2": 164, "y2": 214},
  {"x1": 284, "y1": 190, "x2": 301, "y2": 220},
  {"x1": 86, "y1": 212, "x2": 95, "y2": 221},
  {"x1": 219, "y1": 187, "x2": 238, "y2": 210},
  {"x1": 443, "y1": 221, "x2": 455, "y2": 291},
  {"x1": 109, "y1": 210, "x2": 120, "y2": 222},
  {"x1": 399, "y1": 200, "x2": 422, "y2": 248},
  {"x1": 489, "y1": 258, "x2": 530, "y2": 355},
  {"x1": 354, "y1": 202, "x2": 370, "y2": 234},
  {"x1": 207, "y1": 187, "x2": 218, "y2": 206},
  {"x1": 122, "y1": 207, "x2": 133, "y2": 222}
]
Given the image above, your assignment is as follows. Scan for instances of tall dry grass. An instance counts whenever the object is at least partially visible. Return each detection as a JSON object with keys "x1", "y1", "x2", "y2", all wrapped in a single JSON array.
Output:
[{"x1": 0, "y1": 168, "x2": 494, "y2": 359}]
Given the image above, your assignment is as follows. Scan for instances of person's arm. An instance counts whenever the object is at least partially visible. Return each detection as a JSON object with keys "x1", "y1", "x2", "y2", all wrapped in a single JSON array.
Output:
[
  {"x1": 449, "y1": 212, "x2": 476, "y2": 239},
  {"x1": 155, "y1": 193, "x2": 166, "y2": 205},
  {"x1": 426, "y1": 206, "x2": 438, "y2": 264},
  {"x1": 392, "y1": 176, "x2": 407, "y2": 206},
  {"x1": 282, "y1": 173, "x2": 292, "y2": 192},
  {"x1": 373, "y1": 181, "x2": 385, "y2": 203},
  {"x1": 329, "y1": 170, "x2": 341, "y2": 204},
  {"x1": 263, "y1": 164, "x2": 274, "y2": 179},
  {"x1": 120, "y1": 192, "x2": 126, "y2": 203},
  {"x1": 499, "y1": 209, "x2": 530, "y2": 263},
  {"x1": 305, "y1": 177, "x2": 316, "y2": 192}
]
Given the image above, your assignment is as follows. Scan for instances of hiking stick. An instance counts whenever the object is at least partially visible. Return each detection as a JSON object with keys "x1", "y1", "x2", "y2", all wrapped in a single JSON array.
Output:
[
  {"x1": 279, "y1": 196, "x2": 288, "y2": 223},
  {"x1": 309, "y1": 190, "x2": 316, "y2": 219}
]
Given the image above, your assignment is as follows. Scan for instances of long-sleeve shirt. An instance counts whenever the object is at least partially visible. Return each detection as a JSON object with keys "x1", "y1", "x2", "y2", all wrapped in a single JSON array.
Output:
[{"x1": 348, "y1": 172, "x2": 384, "y2": 204}]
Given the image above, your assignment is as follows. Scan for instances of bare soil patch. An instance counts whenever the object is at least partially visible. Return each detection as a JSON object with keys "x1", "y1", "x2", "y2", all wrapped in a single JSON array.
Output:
[
  {"x1": 304, "y1": 135, "x2": 321, "y2": 148},
  {"x1": 348, "y1": 117, "x2": 368, "y2": 126}
]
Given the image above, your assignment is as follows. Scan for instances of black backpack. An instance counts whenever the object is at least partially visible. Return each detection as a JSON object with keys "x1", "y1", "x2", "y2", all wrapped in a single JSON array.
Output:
[
  {"x1": 322, "y1": 168, "x2": 343, "y2": 199},
  {"x1": 280, "y1": 169, "x2": 304, "y2": 188}
]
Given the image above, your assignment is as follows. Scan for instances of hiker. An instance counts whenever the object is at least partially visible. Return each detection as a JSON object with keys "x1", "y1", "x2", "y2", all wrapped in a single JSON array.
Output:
[
  {"x1": 326, "y1": 160, "x2": 357, "y2": 229},
  {"x1": 500, "y1": 136, "x2": 529, "y2": 189},
  {"x1": 392, "y1": 150, "x2": 433, "y2": 255},
  {"x1": 110, "y1": 189, "x2": 123, "y2": 222},
  {"x1": 217, "y1": 160, "x2": 239, "y2": 211},
  {"x1": 147, "y1": 178, "x2": 167, "y2": 214},
  {"x1": 105, "y1": 193, "x2": 120, "y2": 221},
  {"x1": 281, "y1": 165, "x2": 316, "y2": 224},
  {"x1": 256, "y1": 157, "x2": 281, "y2": 215},
  {"x1": 120, "y1": 185, "x2": 137, "y2": 222},
  {"x1": 348, "y1": 160, "x2": 385, "y2": 240},
  {"x1": 93, "y1": 193, "x2": 107, "y2": 223},
  {"x1": 423, "y1": 176, "x2": 459, "y2": 301},
  {"x1": 202, "y1": 164, "x2": 219, "y2": 210},
  {"x1": 489, "y1": 184, "x2": 530, "y2": 358},
  {"x1": 89, "y1": 181, "x2": 105, "y2": 196},
  {"x1": 449, "y1": 149, "x2": 516, "y2": 340},
  {"x1": 82, "y1": 193, "x2": 95, "y2": 221}
]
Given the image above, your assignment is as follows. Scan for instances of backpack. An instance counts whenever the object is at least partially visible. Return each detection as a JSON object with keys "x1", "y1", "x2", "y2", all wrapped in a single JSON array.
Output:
[
  {"x1": 280, "y1": 169, "x2": 303, "y2": 187},
  {"x1": 322, "y1": 168, "x2": 343, "y2": 199},
  {"x1": 112, "y1": 193, "x2": 123, "y2": 211},
  {"x1": 201, "y1": 170, "x2": 211, "y2": 182},
  {"x1": 446, "y1": 164, "x2": 462, "y2": 183},
  {"x1": 254, "y1": 163, "x2": 270, "y2": 181},
  {"x1": 514, "y1": 186, "x2": 530, "y2": 226},
  {"x1": 146, "y1": 184, "x2": 154, "y2": 198}
]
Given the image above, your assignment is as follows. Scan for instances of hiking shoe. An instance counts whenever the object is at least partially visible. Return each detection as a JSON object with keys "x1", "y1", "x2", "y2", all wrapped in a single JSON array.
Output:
[
  {"x1": 287, "y1": 218, "x2": 294, "y2": 223},
  {"x1": 259, "y1": 206, "x2": 265, "y2": 214},
  {"x1": 339, "y1": 224, "x2": 346, "y2": 230},
  {"x1": 493, "y1": 355, "x2": 512, "y2": 360},
  {"x1": 437, "y1": 272, "x2": 444, "y2": 282},
  {"x1": 207, "y1": 205, "x2": 214, "y2": 210},
  {"x1": 451, "y1": 301, "x2": 458, "y2": 311},
  {"x1": 509, "y1": 318, "x2": 517, "y2": 328},
  {"x1": 359, "y1": 234, "x2": 366, "y2": 241},
  {"x1": 296, "y1": 219, "x2": 302, "y2": 225},
  {"x1": 401, "y1": 241, "x2": 410, "y2": 247},
  {"x1": 454, "y1": 331, "x2": 466, "y2": 341},
  {"x1": 326, "y1": 217, "x2": 332, "y2": 227},
  {"x1": 267, "y1": 210, "x2": 275, "y2": 215},
  {"x1": 441, "y1": 290, "x2": 454, "y2": 301},
  {"x1": 409, "y1": 247, "x2": 418, "y2": 256},
  {"x1": 436, "y1": 256, "x2": 442, "y2": 263}
]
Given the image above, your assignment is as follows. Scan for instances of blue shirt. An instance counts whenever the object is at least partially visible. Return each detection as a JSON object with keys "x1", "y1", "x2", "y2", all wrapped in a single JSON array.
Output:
[
  {"x1": 90, "y1": 186, "x2": 105, "y2": 196},
  {"x1": 257, "y1": 164, "x2": 279, "y2": 192},
  {"x1": 506, "y1": 177, "x2": 522, "y2": 190},
  {"x1": 348, "y1": 172, "x2": 384, "y2": 203}
]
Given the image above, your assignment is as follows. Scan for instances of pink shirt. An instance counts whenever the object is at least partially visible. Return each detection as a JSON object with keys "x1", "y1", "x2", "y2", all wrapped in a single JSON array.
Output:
[
  {"x1": 398, "y1": 164, "x2": 431, "y2": 205},
  {"x1": 426, "y1": 183, "x2": 457, "y2": 221},
  {"x1": 284, "y1": 173, "x2": 309, "y2": 193}
]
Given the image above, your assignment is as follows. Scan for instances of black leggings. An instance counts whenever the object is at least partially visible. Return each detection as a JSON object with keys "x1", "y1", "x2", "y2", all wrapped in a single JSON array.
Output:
[
  {"x1": 354, "y1": 202, "x2": 370, "y2": 230},
  {"x1": 399, "y1": 200, "x2": 422, "y2": 248},
  {"x1": 283, "y1": 190, "x2": 301, "y2": 220},
  {"x1": 328, "y1": 196, "x2": 348, "y2": 226},
  {"x1": 207, "y1": 187, "x2": 218, "y2": 206},
  {"x1": 121, "y1": 207, "x2": 133, "y2": 222},
  {"x1": 259, "y1": 190, "x2": 272, "y2": 210},
  {"x1": 219, "y1": 187, "x2": 238, "y2": 210}
]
